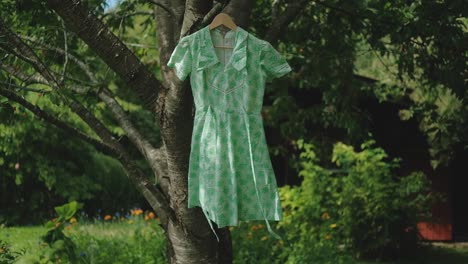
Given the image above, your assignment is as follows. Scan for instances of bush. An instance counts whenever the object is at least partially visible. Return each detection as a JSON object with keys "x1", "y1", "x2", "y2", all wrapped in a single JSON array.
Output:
[{"x1": 278, "y1": 139, "x2": 439, "y2": 262}]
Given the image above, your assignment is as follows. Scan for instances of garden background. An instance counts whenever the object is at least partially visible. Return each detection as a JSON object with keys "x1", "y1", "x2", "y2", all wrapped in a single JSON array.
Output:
[{"x1": 0, "y1": 0, "x2": 466, "y2": 263}]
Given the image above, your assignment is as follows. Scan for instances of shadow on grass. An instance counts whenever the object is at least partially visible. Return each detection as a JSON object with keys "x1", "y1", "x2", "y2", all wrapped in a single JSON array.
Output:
[
  {"x1": 358, "y1": 243, "x2": 468, "y2": 264},
  {"x1": 410, "y1": 244, "x2": 468, "y2": 264}
]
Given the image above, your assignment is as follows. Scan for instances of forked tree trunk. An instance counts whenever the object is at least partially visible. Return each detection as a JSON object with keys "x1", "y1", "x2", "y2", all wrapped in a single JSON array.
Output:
[
  {"x1": 155, "y1": 2, "x2": 252, "y2": 263},
  {"x1": 1, "y1": 0, "x2": 296, "y2": 262}
]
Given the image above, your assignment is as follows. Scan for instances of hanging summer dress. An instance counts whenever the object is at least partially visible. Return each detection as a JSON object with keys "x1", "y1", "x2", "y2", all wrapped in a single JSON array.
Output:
[{"x1": 167, "y1": 25, "x2": 292, "y2": 240}]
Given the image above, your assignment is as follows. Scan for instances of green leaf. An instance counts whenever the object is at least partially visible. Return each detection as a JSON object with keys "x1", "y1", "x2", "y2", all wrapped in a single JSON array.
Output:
[
  {"x1": 398, "y1": 109, "x2": 413, "y2": 120},
  {"x1": 54, "y1": 201, "x2": 80, "y2": 220}
]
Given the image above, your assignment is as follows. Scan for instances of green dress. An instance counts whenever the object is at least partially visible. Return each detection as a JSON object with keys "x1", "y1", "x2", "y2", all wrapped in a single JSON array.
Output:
[{"x1": 167, "y1": 25, "x2": 292, "y2": 240}]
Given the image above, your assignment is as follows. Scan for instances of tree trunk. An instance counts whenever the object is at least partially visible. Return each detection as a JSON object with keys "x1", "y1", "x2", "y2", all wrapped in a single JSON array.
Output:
[{"x1": 154, "y1": 1, "x2": 251, "y2": 262}]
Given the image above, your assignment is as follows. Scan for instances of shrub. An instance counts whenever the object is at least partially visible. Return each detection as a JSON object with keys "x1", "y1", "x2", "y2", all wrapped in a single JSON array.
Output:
[{"x1": 278, "y1": 139, "x2": 439, "y2": 262}]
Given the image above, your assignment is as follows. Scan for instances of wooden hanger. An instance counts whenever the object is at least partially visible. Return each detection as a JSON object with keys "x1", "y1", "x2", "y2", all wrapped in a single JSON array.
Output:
[{"x1": 209, "y1": 13, "x2": 237, "y2": 49}]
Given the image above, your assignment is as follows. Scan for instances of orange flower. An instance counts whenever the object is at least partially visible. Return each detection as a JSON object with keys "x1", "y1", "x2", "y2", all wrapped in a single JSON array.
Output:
[
  {"x1": 131, "y1": 209, "x2": 143, "y2": 216},
  {"x1": 145, "y1": 212, "x2": 156, "y2": 221},
  {"x1": 104, "y1": 215, "x2": 112, "y2": 221},
  {"x1": 65, "y1": 225, "x2": 72, "y2": 230}
]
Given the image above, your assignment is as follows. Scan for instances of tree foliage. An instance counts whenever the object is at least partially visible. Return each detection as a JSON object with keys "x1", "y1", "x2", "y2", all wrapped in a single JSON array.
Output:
[{"x1": 256, "y1": 0, "x2": 467, "y2": 168}]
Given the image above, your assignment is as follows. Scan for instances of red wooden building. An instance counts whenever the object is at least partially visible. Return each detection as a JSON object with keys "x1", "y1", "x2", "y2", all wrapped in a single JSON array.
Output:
[
  {"x1": 353, "y1": 100, "x2": 468, "y2": 242},
  {"x1": 417, "y1": 151, "x2": 467, "y2": 241}
]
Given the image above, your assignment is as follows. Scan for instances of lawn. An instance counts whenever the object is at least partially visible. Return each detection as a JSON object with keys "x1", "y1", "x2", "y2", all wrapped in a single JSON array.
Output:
[
  {"x1": 0, "y1": 215, "x2": 166, "y2": 263},
  {"x1": 0, "y1": 225, "x2": 45, "y2": 256},
  {"x1": 2, "y1": 222, "x2": 468, "y2": 264}
]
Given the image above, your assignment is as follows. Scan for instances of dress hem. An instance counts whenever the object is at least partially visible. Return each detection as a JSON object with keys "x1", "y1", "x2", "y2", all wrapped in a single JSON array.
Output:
[{"x1": 188, "y1": 203, "x2": 282, "y2": 228}]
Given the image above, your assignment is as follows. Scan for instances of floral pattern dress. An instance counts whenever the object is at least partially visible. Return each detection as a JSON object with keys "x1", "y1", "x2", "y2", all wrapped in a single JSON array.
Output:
[{"x1": 167, "y1": 25, "x2": 292, "y2": 240}]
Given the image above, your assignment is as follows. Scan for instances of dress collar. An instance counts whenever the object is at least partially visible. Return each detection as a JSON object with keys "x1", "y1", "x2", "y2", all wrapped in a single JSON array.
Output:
[{"x1": 196, "y1": 25, "x2": 248, "y2": 71}]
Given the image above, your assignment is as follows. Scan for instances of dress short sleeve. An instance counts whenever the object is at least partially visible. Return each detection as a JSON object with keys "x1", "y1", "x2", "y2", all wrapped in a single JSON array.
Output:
[
  {"x1": 167, "y1": 36, "x2": 192, "y2": 81},
  {"x1": 260, "y1": 42, "x2": 292, "y2": 82}
]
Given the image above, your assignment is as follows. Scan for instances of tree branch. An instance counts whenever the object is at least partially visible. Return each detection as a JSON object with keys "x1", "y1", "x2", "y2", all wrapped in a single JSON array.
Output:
[
  {"x1": 146, "y1": 0, "x2": 175, "y2": 21},
  {"x1": 0, "y1": 85, "x2": 117, "y2": 158},
  {"x1": 223, "y1": 0, "x2": 253, "y2": 28},
  {"x1": 46, "y1": 0, "x2": 163, "y2": 110},
  {"x1": 100, "y1": 10, "x2": 155, "y2": 20},
  {"x1": 0, "y1": 81, "x2": 48, "y2": 94},
  {"x1": 0, "y1": 63, "x2": 48, "y2": 85},
  {"x1": 98, "y1": 86, "x2": 163, "y2": 182},
  {"x1": 0, "y1": 64, "x2": 90, "y2": 95},
  {"x1": 0, "y1": 21, "x2": 60, "y2": 89},
  {"x1": 19, "y1": 35, "x2": 99, "y2": 84},
  {"x1": 60, "y1": 18, "x2": 69, "y2": 85},
  {"x1": 199, "y1": 2, "x2": 224, "y2": 30},
  {"x1": 264, "y1": 0, "x2": 309, "y2": 43}
]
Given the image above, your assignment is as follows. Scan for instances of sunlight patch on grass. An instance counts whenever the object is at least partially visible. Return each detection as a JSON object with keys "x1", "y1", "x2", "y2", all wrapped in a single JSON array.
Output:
[{"x1": 0, "y1": 225, "x2": 46, "y2": 253}]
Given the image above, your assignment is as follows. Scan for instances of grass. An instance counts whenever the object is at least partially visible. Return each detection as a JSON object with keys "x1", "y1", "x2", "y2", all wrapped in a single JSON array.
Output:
[
  {"x1": 0, "y1": 225, "x2": 45, "y2": 256},
  {"x1": 2, "y1": 222, "x2": 468, "y2": 264},
  {"x1": 0, "y1": 215, "x2": 166, "y2": 263}
]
